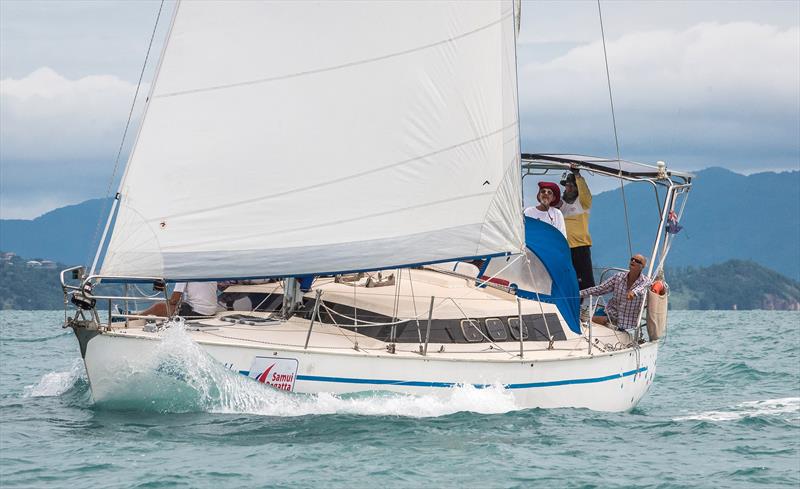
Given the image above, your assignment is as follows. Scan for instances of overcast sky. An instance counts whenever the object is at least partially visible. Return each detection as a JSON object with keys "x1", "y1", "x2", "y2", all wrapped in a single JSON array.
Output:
[{"x1": 1, "y1": 0, "x2": 798, "y2": 218}]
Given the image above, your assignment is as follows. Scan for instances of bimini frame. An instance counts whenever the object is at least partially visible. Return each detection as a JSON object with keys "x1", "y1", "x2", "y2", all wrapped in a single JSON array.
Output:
[{"x1": 520, "y1": 153, "x2": 693, "y2": 337}]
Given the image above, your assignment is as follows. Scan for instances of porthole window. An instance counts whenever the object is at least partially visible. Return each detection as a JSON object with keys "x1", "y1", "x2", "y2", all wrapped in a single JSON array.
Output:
[
  {"x1": 460, "y1": 319, "x2": 483, "y2": 342},
  {"x1": 485, "y1": 318, "x2": 508, "y2": 341},
  {"x1": 508, "y1": 317, "x2": 528, "y2": 340}
]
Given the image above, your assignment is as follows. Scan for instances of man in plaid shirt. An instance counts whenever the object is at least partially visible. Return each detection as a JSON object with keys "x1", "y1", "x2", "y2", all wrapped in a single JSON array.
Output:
[{"x1": 580, "y1": 254, "x2": 652, "y2": 330}]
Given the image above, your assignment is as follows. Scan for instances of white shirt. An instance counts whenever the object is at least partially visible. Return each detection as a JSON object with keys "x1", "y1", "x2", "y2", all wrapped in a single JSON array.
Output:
[
  {"x1": 174, "y1": 282, "x2": 219, "y2": 315},
  {"x1": 524, "y1": 206, "x2": 567, "y2": 238}
]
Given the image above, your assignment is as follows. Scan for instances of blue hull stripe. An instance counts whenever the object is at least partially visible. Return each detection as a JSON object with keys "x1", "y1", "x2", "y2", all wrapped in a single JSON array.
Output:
[{"x1": 238, "y1": 367, "x2": 647, "y2": 390}]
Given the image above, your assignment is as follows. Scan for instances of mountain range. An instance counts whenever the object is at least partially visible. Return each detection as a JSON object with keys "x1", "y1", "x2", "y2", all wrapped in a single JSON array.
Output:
[
  {"x1": 1, "y1": 167, "x2": 799, "y2": 280},
  {"x1": 1, "y1": 197, "x2": 112, "y2": 269},
  {"x1": 587, "y1": 167, "x2": 800, "y2": 281}
]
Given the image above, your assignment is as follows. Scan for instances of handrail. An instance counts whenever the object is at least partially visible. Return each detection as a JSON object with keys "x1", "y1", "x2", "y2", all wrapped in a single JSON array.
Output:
[
  {"x1": 520, "y1": 154, "x2": 693, "y2": 185},
  {"x1": 88, "y1": 294, "x2": 166, "y2": 302},
  {"x1": 59, "y1": 265, "x2": 85, "y2": 291},
  {"x1": 598, "y1": 266, "x2": 627, "y2": 284},
  {"x1": 521, "y1": 160, "x2": 688, "y2": 188},
  {"x1": 83, "y1": 274, "x2": 165, "y2": 286}
]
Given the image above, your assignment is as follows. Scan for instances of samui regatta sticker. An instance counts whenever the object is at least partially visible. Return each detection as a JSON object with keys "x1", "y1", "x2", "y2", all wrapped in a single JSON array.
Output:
[{"x1": 248, "y1": 356, "x2": 299, "y2": 392}]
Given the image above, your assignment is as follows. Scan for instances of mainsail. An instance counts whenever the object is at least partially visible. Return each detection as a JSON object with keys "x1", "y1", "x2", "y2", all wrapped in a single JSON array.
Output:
[{"x1": 100, "y1": 0, "x2": 524, "y2": 280}]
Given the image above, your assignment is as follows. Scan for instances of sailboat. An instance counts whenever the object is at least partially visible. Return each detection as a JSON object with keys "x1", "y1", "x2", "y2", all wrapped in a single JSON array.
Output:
[{"x1": 60, "y1": 1, "x2": 692, "y2": 412}]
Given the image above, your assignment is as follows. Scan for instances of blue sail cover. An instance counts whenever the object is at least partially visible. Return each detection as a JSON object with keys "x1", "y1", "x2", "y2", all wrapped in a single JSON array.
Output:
[{"x1": 517, "y1": 217, "x2": 581, "y2": 334}]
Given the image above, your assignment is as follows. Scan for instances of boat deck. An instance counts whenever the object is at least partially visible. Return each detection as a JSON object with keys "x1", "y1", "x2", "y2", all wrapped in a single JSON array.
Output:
[{"x1": 108, "y1": 310, "x2": 634, "y2": 363}]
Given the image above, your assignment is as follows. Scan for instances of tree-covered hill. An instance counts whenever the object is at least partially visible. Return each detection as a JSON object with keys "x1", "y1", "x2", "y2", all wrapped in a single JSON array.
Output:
[
  {"x1": 0, "y1": 254, "x2": 67, "y2": 310},
  {"x1": 0, "y1": 253, "x2": 126, "y2": 311},
  {"x1": 666, "y1": 259, "x2": 800, "y2": 310}
]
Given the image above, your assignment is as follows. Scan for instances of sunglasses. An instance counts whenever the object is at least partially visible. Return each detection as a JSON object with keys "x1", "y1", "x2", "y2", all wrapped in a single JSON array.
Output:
[{"x1": 630, "y1": 257, "x2": 644, "y2": 265}]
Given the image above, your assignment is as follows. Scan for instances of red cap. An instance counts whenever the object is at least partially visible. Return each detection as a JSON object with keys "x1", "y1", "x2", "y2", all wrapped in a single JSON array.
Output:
[{"x1": 537, "y1": 181, "x2": 561, "y2": 207}]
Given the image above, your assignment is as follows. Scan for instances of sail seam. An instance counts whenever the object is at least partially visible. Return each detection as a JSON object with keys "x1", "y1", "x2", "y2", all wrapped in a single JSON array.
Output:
[
  {"x1": 153, "y1": 11, "x2": 513, "y2": 99},
  {"x1": 101, "y1": 201, "x2": 166, "y2": 276},
  {"x1": 117, "y1": 250, "x2": 511, "y2": 283},
  {"x1": 154, "y1": 122, "x2": 519, "y2": 222},
  {"x1": 158, "y1": 191, "x2": 497, "y2": 251}
]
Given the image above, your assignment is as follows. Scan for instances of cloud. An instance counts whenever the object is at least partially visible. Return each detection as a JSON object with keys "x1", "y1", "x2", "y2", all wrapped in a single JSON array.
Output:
[
  {"x1": 518, "y1": 22, "x2": 800, "y2": 170},
  {"x1": 1, "y1": 67, "x2": 142, "y2": 162},
  {"x1": 0, "y1": 67, "x2": 144, "y2": 218},
  {"x1": 1, "y1": 21, "x2": 798, "y2": 218}
]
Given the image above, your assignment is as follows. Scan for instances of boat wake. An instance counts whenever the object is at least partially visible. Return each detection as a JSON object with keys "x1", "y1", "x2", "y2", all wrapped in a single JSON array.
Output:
[
  {"x1": 28, "y1": 325, "x2": 520, "y2": 418},
  {"x1": 673, "y1": 397, "x2": 800, "y2": 422},
  {"x1": 24, "y1": 359, "x2": 86, "y2": 398},
  {"x1": 215, "y1": 382, "x2": 521, "y2": 418}
]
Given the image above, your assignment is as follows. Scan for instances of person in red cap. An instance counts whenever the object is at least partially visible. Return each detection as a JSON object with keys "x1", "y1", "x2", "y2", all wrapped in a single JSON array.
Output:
[{"x1": 524, "y1": 181, "x2": 567, "y2": 238}]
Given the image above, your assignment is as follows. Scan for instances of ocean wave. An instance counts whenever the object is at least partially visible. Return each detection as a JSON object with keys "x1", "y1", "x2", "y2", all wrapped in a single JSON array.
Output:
[
  {"x1": 3, "y1": 331, "x2": 72, "y2": 343},
  {"x1": 23, "y1": 359, "x2": 85, "y2": 397},
  {"x1": 673, "y1": 397, "x2": 800, "y2": 422},
  {"x1": 686, "y1": 361, "x2": 774, "y2": 389},
  {"x1": 91, "y1": 323, "x2": 521, "y2": 418}
]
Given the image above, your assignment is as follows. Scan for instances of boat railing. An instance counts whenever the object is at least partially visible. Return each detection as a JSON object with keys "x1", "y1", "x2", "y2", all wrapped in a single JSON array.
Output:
[
  {"x1": 65, "y1": 271, "x2": 570, "y2": 358},
  {"x1": 584, "y1": 266, "x2": 662, "y2": 346},
  {"x1": 59, "y1": 265, "x2": 85, "y2": 292},
  {"x1": 304, "y1": 289, "x2": 528, "y2": 359},
  {"x1": 597, "y1": 266, "x2": 628, "y2": 284},
  {"x1": 60, "y1": 271, "x2": 179, "y2": 328}
]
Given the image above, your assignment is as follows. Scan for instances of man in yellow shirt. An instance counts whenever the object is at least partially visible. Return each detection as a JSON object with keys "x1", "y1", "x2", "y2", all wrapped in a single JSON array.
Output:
[{"x1": 558, "y1": 167, "x2": 595, "y2": 290}]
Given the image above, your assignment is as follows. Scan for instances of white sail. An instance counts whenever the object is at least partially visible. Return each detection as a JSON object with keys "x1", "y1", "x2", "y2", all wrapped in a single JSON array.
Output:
[{"x1": 100, "y1": 0, "x2": 524, "y2": 280}]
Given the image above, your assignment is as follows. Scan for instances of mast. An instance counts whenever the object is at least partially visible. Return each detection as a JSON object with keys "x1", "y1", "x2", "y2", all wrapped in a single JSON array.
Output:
[{"x1": 282, "y1": 278, "x2": 302, "y2": 318}]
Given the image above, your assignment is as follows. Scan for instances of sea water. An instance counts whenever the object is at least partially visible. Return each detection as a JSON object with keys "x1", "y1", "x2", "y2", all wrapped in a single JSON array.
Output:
[{"x1": 1, "y1": 310, "x2": 798, "y2": 488}]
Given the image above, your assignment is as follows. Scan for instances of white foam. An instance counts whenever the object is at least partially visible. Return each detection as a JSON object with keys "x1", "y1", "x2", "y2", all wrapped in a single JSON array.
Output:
[
  {"x1": 674, "y1": 397, "x2": 800, "y2": 422},
  {"x1": 96, "y1": 322, "x2": 521, "y2": 417},
  {"x1": 213, "y1": 383, "x2": 519, "y2": 418},
  {"x1": 24, "y1": 360, "x2": 85, "y2": 397}
]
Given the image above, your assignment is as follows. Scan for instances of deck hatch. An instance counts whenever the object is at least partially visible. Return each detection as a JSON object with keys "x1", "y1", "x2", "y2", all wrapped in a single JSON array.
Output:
[
  {"x1": 485, "y1": 318, "x2": 507, "y2": 341},
  {"x1": 460, "y1": 319, "x2": 484, "y2": 342},
  {"x1": 507, "y1": 317, "x2": 529, "y2": 340}
]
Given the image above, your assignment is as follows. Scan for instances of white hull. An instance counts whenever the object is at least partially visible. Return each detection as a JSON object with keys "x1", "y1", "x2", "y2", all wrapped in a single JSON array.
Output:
[
  {"x1": 72, "y1": 269, "x2": 663, "y2": 412},
  {"x1": 79, "y1": 325, "x2": 658, "y2": 413}
]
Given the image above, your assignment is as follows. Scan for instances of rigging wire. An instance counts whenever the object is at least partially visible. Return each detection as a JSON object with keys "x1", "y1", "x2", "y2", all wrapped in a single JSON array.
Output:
[
  {"x1": 596, "y1": 0, "x2": 633, "y2": 258},
  {"x1": 86, "y1": 0, "x2": 167, "y2": 269}
]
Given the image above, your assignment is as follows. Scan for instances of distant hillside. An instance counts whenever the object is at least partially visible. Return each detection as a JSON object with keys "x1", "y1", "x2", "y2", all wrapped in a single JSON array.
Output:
[
  {"x1": 665, "y1": 260, "x2": 800, "y2": 310},
  {"x1": 0, "y1": 252, "x2": 128, "y2": 310},
  {"x1": 0, "y1": 254, "x2": 67, "y2": 310},
  {"x1": 0, "y1": 198, "x2": 111, "y2": 267}
]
